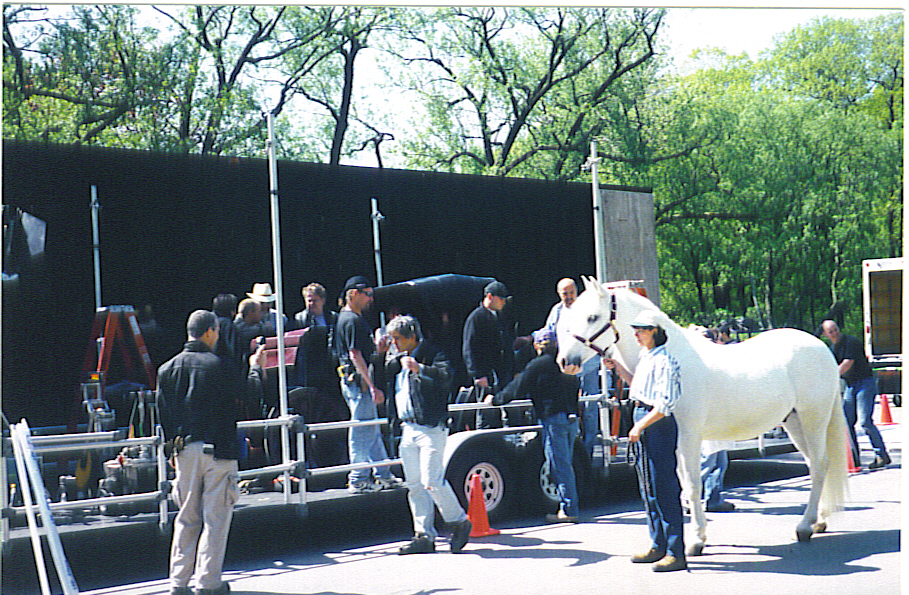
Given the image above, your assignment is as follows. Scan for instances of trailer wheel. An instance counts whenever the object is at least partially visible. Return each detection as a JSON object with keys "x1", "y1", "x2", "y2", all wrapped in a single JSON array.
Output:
[
  {"x1": 519, "y1": 442, "x2": 559, "y2": 512},
  {"x1": 446, "y1": 447, "x2": 513, "y2": 521},
  {"x1": 524, "y1": 438, "x2": 592, "y2": 512}
]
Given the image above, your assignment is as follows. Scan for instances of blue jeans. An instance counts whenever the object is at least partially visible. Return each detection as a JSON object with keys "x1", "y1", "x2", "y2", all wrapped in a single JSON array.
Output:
[
  {"x1": 341, "y1": 380, "x2": 391, "y2": 484},
  {"x1": 399, "y1": 423, "x2": 467, "y2": 540},
  {"x1": 542, "y1": 412, "x2": 579, "y2": 518},
  {"x1": 844, "y1": 376, "x2": 888, "y2": 462},
  {"x1": 701, "y1": 450, "x2": 729, "y2": 507},
  {"x1": 633, "y1": 406, "x2": 684, "y2": 558}
]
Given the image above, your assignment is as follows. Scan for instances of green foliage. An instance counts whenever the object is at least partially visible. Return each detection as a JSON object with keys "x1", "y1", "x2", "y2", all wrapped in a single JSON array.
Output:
[
  {"x1": 383, "y1": 7, "x2": 665, "y2": 179},
  {"x1": 642, "y1": 14, "x2": 902, "y2": 331},
  {"x1": 2, "y1": 7, "x2": 901, "y2": 333}
]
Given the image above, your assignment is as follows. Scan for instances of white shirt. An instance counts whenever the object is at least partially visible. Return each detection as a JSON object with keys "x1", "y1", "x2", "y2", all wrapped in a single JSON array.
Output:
[
  {"x1": 629, "y1": 344, "x2": 681, "y2": 416},
  {"x1": 395, "y1": 365, "x2": 416, "y2": 422}
]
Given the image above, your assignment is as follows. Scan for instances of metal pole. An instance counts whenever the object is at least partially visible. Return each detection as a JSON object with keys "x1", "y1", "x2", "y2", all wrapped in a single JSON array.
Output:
[
  {"x1": 370, "y1": 197, "x2": 386, "y2": 328},
  {"x1": 266, "y1": 111, "x2": 292, "y2": 503},
  {"x1": 91, "y1": 185, "x2": 102, "y2": 311},
  {"x1": 585, "y1": 141, "x2": 610, "y2": 398},
  {"x1": 12, "y1": 421, "x2": 80, "y2": 595},
  {"x1": 589, "y1": 141, "x2": 606, "y2": 284},
  {"x1": 10, "y1": 425, "x2": 52, "y2": 595}
]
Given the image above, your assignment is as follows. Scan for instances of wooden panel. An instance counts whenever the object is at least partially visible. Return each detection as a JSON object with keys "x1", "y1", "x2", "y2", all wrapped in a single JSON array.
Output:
[{"x1": 601, "y1": 189, "x2": 661, "y2": 308}]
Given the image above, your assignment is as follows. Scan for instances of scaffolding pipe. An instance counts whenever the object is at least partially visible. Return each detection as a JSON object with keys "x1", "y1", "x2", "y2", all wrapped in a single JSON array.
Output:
[
  {"x1": 370, "y1": 197, "x2": 386, "y2": 328},
  {"x1": 265, "y1": 111, "x2": 292, "y2": 504}
]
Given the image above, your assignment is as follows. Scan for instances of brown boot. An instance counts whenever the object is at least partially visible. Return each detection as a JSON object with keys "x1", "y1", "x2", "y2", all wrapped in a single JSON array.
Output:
[
  {"x1": 652, "y1": 554, "x2": 687, "y2": 572},
  {"x1": 630, "y1": 548, "x2": 665, "y2": 563}
]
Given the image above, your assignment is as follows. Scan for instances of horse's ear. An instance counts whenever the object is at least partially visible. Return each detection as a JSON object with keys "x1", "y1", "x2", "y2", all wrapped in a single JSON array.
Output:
[{"x1": 583, "y1": 276, "x2": 606, "y2": 297}]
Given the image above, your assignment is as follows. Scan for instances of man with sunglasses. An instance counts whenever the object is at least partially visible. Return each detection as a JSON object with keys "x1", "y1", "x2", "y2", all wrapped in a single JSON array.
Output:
[{"x1": 336, "y1": 275, "x2": 400, "y2": 493}]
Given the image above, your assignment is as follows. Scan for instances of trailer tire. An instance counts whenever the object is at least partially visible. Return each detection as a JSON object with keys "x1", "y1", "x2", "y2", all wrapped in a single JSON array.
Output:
[
  {"x1": 522, "y1": 443, "x2": 559, "y2": 513},
  {"x1": 446, "y1": 446, "x2": 514, "y2": 522},
  {"x1": 524, "y1": 437, "x2": 592, "y2": 513}
]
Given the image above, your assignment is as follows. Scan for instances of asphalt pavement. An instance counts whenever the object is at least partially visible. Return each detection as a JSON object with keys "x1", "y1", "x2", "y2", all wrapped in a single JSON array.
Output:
[{"x1": 62, "y1": 420, "x2": 902, "y2": 595}]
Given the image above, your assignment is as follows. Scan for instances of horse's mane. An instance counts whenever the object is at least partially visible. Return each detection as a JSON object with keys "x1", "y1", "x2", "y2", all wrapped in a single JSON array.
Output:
[{"x1": 616, "y1": 289, "x2": 683, "y2": 335}]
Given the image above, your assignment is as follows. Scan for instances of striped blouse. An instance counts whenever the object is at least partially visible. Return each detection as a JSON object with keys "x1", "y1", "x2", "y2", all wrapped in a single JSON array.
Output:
[{"x1": 629, "y1": 344, "x2": 681, "y2": 416}]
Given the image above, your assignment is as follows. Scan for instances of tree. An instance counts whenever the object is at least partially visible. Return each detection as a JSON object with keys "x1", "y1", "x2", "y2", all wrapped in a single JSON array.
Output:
[
  {"x1": 3, "y1": 5, "x2": 359, "y2": 156},
  {"x1": 272, "y1": 6, "x2": 394, "y2": 166},
  {"x1": 385, "y1": 7, "x2": 666, "y2": 178},
  {"x1": 647, "y1": 15, "x2": 902, "y2": 331},
  {"x1": 3, "y1": 5, "x2": 186, "y2": 147}
]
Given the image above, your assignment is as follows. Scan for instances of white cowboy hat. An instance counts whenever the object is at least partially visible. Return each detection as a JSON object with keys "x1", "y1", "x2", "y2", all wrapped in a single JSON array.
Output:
[
  {"x1": 628, "y1": 310, "x2": 660, "y2": 329},
  {"x1": 247, "y1": 282, "x2": 276, "y2": 303}
]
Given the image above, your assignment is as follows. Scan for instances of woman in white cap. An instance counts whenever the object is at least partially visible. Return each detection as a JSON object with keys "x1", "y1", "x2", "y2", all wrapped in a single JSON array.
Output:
[{"x1": 602, "y1": 310, "x2": 686, "y2": 572}]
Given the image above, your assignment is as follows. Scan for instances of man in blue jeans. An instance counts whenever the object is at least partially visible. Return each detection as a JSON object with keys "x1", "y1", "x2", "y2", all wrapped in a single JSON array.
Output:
[
  {"x1": 486, "y1": 328, "x2": 581, "y2": 523},
  {"x1": 822, "y1": 320, "x2": 891, "y2": 470},
  {"x1": 335, "y1": 276, "x2": 401, "y2": 493}
]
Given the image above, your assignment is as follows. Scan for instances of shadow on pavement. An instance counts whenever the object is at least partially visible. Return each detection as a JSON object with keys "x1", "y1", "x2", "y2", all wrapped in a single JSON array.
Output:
[{"x1": 688, "y1": 528, "x2": 900, "y2": 576}]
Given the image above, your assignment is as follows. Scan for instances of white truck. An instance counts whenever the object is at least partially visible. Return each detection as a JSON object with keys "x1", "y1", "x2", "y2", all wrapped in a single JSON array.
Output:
[{"x1": 862, "y1": 257, "x2": 903, "y2": 406}]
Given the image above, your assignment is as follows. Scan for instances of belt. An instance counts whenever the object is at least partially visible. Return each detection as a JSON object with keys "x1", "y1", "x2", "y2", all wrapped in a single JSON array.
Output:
[{"x1": 633, "y1": 401, "x2": 653, "y2": 412}]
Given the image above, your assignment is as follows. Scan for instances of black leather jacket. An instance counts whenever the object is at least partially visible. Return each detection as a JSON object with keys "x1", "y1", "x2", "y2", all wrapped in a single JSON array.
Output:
[
  {"x1": 157, "y1": 340, "x2": 244, "y2": 459},
  {"x1": 374, "y1": 340, "x2": 452, "y2": 428},
  {"x1": 462, "y1": 305, "x2": 514, "y2": 387}
]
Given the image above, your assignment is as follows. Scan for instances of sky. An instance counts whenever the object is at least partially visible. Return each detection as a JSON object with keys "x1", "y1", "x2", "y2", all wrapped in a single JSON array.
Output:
[
  {"x1": 662, "y1": 6, "x2": 898, "y2": 64},
  {"x1": 33, "y1": 3, "x2": 902, "y2": 59}
]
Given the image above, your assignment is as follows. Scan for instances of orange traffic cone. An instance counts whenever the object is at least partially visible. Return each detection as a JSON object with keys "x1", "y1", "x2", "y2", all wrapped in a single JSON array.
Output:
[
  {"x1": 847, "y1": 440, "x2": 861, "y2": 474},
  {"x1": 878, "y1": 394, "x2": 895, "y2": 425},
  {"x1": 467, "y1": 473, "x2": 500, "y2": 537}
]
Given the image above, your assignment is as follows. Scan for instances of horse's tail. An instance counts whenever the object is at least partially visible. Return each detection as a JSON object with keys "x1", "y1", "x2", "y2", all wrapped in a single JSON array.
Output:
[{"x1": 821, "y1": 393, "x2": 850, "y2": 517}]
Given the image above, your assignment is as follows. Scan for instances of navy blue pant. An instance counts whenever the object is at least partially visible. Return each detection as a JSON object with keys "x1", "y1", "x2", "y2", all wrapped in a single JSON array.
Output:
[{"x1": 633, "y1": 406, "x2": 685, "y2": 558}]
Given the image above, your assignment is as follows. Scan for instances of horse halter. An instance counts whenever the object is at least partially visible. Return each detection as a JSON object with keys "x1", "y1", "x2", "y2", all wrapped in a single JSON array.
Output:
[{"x1": 571, "y1": 293, "x2": 620, "y2": 357}]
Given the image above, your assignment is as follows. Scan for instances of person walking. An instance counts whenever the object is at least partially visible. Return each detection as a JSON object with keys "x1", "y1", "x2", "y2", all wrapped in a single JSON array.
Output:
[
  {"x1": 822, "y1": 319, "x2": 891, "y2": 469},
  {"x1": 374, "y1": 315, "x2": 472, "y2": 554},
  {"x1": 603, "y1": 310, "x2": 687, "y2": 572},
  {"x1": 335, "y1": 275, "x2": 400, "y2": 493}
]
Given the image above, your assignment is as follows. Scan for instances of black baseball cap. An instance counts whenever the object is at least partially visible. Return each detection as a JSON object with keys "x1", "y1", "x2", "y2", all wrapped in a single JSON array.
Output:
[
  {"x1": 343, "y1": 275, "x2": 372, "y2": 293},
  {"x1": 484, "y1": 281, "x2": 509, "y2": 298}
]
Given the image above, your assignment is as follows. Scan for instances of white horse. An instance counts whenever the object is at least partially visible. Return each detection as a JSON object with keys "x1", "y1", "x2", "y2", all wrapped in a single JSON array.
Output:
[{"x1": 558, "y1": 277, "x2": 848, "y2": 554}]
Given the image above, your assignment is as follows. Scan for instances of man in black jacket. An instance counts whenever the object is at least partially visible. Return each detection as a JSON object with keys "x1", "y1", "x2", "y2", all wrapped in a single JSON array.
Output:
[
  {"x1": 158, "y1": 310, "x2": 265, "y2": 595},
  {"x1": 486, "y1": 328, "x2": 581, "y2": 523},
  {"x1": 375, "y1": 315, "x2": 472, "y2": 555},
  {"x1": 462, "y1": 280, "x2": 515, "y2": 428}
]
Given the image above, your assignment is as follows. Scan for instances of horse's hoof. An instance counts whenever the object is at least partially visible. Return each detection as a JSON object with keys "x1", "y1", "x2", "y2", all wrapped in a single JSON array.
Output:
[
  {"x1": 686, "y1": 543, "x2": 705, "y2": 557},
  {"x1": 795, "y1": 528, "x2": 813, "y2": 543},
  {"x1": 812, "y1": 522, "x2": 827, "y2": 534}
]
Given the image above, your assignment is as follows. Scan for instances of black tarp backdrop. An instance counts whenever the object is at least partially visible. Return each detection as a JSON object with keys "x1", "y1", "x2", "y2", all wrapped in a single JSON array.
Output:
[{"x1": 2, "y1": 140, "x2": 645, "y2": 427}]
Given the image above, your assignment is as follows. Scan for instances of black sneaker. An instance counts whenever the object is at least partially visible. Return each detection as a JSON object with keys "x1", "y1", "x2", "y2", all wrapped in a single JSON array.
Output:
[
  {"x1": 398, "y1": 534, "x2": 435, "y2": 555},
  {"x1": 194, "y1": 582, "x2": 230, "y2": 595},
  {"x1": 869, "y1": 453, "x2": 892, "y2": 469},
  {"x1": 449, "y1": 518, "x2": 472, "y2": 553},
  {"x1": 706, "y1": 501, "x2": 736, "y2": 512}
]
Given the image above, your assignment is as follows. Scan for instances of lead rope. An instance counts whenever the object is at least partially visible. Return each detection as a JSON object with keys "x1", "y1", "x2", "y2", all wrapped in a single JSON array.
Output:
[{"x1": 632, "y1": 439, "x2": 655, "y2": 519}]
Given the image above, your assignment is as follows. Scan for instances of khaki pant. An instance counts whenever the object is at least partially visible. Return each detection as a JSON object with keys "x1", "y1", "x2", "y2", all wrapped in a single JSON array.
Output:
[{"x1": 170, "y1": 442, "x2": 240, "y2": 591}]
